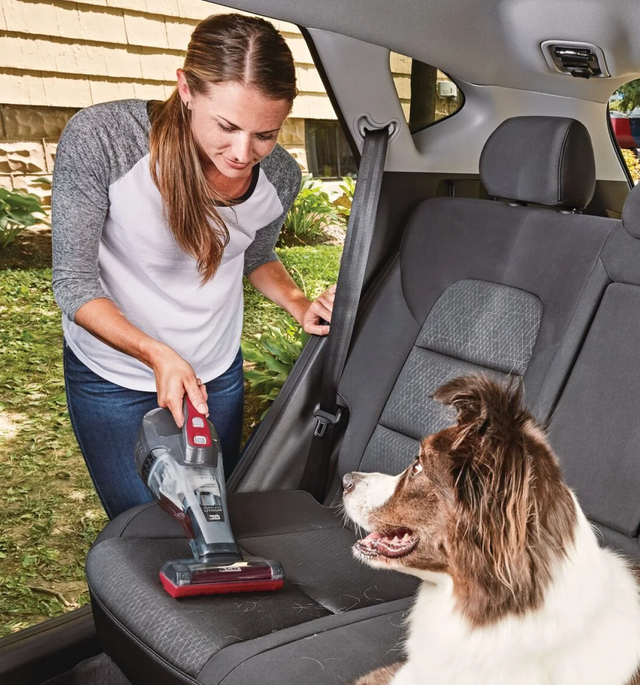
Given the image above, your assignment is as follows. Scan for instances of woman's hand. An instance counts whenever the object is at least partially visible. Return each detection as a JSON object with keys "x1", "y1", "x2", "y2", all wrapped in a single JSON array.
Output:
[
  {"x1": 150, "y1": 343, "x2": 209, "y2": 428},
  {"x1": 300, "y1": 284, "x2": 336, "y2": 336},
  {"x1": 247, "y1": 261, "x2": 336, "y2": 336},
  {"x1": 73, "y1": 299, "x2": 208, "y2": 427}
]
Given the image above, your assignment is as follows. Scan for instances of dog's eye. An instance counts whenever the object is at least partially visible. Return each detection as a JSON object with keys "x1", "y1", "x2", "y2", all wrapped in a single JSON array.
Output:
[{"x1": 411, "y1": 460, "x2": 423, "y2": 476}]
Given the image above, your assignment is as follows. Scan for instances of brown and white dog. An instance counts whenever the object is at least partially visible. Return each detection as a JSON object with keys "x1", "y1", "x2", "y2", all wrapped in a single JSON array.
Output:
[{"x1": 343, "y1": 375, "x2": 640, "y2": 685}]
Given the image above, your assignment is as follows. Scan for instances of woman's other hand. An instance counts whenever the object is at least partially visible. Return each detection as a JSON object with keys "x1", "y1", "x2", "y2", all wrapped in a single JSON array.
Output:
[
  {"x1": 247, "y1": 261, "x2": 336, "y2": 337},
  {"x1": 301, "y1": 284, "x2": 336, "y2": 336},
  {"x1": 150, "y1": 343, "x2": 209, "y2": 427}
]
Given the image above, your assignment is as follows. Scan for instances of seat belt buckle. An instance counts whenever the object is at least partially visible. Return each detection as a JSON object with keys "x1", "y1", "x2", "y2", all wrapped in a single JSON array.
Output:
[{"x1": 313, "y1": 404, "x2": 343, "y2": 438}]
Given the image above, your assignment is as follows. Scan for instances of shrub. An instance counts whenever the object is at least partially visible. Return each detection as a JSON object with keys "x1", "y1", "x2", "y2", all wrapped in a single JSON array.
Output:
[
  {"x1": 0, "y1": 187, "x2": 48, "y2": 249},
  {"x1": 622, "y1": 149, "x2": 640, "y2": 183},
  {"x1": 242, "y1": 315, "x2": 310, "y2": 416},
  {"x1": 332, "y1": 176, "x2": 357, "y2": 224},
  {"x1": 282, "y1": 175, "x2": 339, "y2": 243}
]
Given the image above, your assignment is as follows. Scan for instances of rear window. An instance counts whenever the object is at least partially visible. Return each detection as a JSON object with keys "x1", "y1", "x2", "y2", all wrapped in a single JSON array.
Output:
[
  {"x1": 390, "y1": 52, "x2": 464, "y2": 133},
  {"x1": 609, "y1": 78, "x2": 640, "y2": 183}
]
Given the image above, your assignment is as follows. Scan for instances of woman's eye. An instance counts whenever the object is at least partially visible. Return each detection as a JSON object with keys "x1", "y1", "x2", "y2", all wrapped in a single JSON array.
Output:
[
  {"x1": 218, "y1": 124, "x2": 235, "y2": 133},
  {"x1": 257, "y1": 133, "x2": 278, "y2": 142},
  {"x1": 411, "y1": 460, "x2": 423, "y2": 476}
]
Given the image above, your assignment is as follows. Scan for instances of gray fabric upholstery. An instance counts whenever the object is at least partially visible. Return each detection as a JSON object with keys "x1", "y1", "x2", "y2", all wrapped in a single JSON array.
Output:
[
  {"x1": 417, "y1": 279, "x2": 542, "y2": 374},
  {"x1": 540, "y1": 203, "x2": 640, "y2": 561},
  {"x1": 337, "y1": 199, "x2": 613, "y2": 483},
  {"x1": 238, "y1": 528, "x2": 417, "y2": 613},
  {"x1": 43, "y1": 653, "x2": 131, "y2": 685},
  {"x1": 621, "y1": 182, "x2": 640, "y2": 239},
  {"x1": 86, "y1": 493, "x2": 418, "y2": 681},
  {"x1": 479, "y1": 116, "x2": 596, "y2": 209},
  {"x1": 362, "y1": 426, "x2": 421, "y2": 477},
  {"x1": 361, "y1": 350, "x2": 501, "y2": 473},
  {"x1": 87, "y1": 537, "x2": 332, "y2": 677},
  {"x1": 201, "y1": 600, "x2": 410, "y2": 685},
  {"x1": 548, "y1": 283, "x2": 640, "y2": 538},
  {"x1": 360, "y1": 281, "x2": 541, "y2": 473}
]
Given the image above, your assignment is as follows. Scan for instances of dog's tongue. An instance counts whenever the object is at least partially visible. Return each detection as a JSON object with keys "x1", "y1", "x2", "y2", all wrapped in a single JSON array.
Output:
[{"x1": 362, "y1": 531, "x2": 383, "y2": 543}]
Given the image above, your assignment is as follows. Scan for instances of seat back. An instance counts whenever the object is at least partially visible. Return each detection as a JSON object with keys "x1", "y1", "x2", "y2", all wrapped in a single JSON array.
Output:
[
  {"x1": 333, "y1": 116, "x2": 614, "y2": 490},
  {"x1": 548, "y1": 186, "x2": 640, "y2": 561}
]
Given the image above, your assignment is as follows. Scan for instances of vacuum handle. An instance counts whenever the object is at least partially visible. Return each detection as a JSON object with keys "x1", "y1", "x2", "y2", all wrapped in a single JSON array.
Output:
[
  {"x1": 183, "y1": 396, "x2": 212, "y2": 449},
  {"x1": 182, "y1": 396, "x2": 216, "y2": 465}
]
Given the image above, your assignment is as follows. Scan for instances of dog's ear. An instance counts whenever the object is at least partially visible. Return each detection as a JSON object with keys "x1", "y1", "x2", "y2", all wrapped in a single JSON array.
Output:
[
  {"x1": 433, "y1": 374, "x2": 524, "y2": 435},
  {"x1": 437, "y1": 376, "x2": 536, "y2": 589}
]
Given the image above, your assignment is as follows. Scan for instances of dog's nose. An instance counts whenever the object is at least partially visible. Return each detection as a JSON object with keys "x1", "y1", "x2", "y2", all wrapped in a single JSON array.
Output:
[{"x1": 343, "y1": 472, "x2": 357, "y2": 493}]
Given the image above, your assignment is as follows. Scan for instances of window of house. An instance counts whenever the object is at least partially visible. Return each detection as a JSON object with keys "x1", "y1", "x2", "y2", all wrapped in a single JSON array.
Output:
[
  {"x1": 305, "y1": 120, "x2": 358, "y2": 180},
  {"x1": 390, "y1": 53, "x2": 464, "y2": 133},
  {"x1": 609, "y1": 78, "x2": 640, "y2": 184}
]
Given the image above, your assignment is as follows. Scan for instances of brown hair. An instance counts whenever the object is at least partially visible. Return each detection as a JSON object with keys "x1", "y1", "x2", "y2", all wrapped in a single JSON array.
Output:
[{"x1": 149, "y1": 14, "x2": 297, "y2": 282}]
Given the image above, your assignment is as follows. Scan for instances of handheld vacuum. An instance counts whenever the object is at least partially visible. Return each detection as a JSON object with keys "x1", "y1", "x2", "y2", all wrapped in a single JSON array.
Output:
[{"x1": 135, "y1": 397, "x2": 285, "y2": 598}]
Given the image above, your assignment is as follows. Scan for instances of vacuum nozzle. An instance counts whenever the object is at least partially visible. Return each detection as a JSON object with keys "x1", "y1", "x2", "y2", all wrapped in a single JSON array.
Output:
[{"x1": 159, "y1": 557, "x2": 285, "y2": 598}]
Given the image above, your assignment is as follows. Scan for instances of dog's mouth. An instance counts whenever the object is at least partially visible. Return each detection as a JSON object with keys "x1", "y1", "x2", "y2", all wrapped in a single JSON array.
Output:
[{"x1": 354, "y1": 528, "x2": 419, "y2": 559}]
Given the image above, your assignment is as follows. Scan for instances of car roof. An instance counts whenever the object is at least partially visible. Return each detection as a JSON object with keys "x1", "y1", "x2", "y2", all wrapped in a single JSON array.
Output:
[{"x1": 215, "y1": 0, "x2": 640, "y2": 102}]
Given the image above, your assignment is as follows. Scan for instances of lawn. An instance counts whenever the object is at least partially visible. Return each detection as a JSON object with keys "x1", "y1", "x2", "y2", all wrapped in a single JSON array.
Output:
[{"x1": 0, "y1": 237, "x2": 341, "y2": 637}]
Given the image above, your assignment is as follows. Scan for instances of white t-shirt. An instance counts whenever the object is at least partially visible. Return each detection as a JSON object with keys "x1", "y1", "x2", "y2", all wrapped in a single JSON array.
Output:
[{"x1": 51, "y1": 99, "x2": 301, "y2": 391}]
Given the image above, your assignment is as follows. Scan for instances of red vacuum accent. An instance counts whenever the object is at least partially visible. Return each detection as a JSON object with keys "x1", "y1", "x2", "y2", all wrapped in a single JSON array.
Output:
[
  {"x1": 184, "y1": 396, "x2": 211, "y2": 448},
  {"x1": 159, "y1": 571, "x2": 284, "y2": 598},
  {"x1": 157, "y1": 495, "x2": 195, "y2": 539}
]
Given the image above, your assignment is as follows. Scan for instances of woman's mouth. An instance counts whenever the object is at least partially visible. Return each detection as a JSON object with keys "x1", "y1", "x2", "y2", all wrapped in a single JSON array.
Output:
[{"x1": 223, "y1": 157, "x2": 251, "y2": 170}]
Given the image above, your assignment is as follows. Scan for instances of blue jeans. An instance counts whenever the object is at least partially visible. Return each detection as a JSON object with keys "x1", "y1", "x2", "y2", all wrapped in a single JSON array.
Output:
[{"x1": 64, "y1": 344, "x2": 244, "y2": 520}]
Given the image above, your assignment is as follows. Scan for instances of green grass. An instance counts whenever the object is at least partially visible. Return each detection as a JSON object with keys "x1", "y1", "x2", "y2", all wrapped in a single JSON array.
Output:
[
  {"x1": 243, "y1": 245, "x2": 342, "y2": 337},
  {"x1": 0, "y1": 244, "x2": 341, "y2": 637},
  {"x1": 0, "y1": 270, "x2": 103, "y2": 636}
]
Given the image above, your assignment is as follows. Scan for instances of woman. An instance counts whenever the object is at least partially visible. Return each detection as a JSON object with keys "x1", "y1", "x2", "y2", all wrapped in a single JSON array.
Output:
[{"x1": 51, "y1": 13, "x2": 335, "y2": 520}]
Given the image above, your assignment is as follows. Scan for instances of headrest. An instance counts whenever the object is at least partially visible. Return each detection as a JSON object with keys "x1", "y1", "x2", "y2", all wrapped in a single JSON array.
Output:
[
  {"x1": 622, "y1": 182, "x2": 640, "y2": 238},
  {"x1": 479, "y1": 116, "x2": 596, "y2": 210}
]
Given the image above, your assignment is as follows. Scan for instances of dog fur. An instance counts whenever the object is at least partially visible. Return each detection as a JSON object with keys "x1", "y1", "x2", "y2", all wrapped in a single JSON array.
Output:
[{"x1": 343, "y1": 375, "x2": 640, "y2": 685}]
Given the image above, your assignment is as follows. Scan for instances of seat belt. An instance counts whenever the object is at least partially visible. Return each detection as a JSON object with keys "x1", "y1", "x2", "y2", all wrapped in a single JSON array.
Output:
[{"x1": 300, "y1": 126, "x2": 390, "y2": 501}]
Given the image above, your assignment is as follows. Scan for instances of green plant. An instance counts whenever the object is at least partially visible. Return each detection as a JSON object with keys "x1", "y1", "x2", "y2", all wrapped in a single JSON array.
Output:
[
  {"x1": 242, "y1": 315, "x2": 310, "y2": 415},
  {"x1": 622, "y1": 149, "x2": 640, "y2": 183},
  {"x1": 332, "y1": 175, "x2": 357, "y2": 224},
  {"x1": 0, "y1": 187, "x2": 48, "y2": 249},
  {"x1": 283, "y1": 175, "x2": 339, "y2": 242}
]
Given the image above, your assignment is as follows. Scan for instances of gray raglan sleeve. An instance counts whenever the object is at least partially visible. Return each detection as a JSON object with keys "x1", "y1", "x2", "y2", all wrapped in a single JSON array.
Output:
[
  {"x1": 243, "y1": 146, "x2": 302, "y2": 276},
  {"x1": 51, "y1": 109, "x2": 112, "y2": 320}
]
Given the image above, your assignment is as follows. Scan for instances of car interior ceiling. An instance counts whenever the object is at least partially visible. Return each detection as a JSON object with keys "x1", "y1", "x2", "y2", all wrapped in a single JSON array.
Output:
[{"x1": 4, "y1": 0, "x2": 640, "y2": 683}]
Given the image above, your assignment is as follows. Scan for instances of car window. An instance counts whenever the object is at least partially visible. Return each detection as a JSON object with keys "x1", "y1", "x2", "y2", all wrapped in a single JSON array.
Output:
[
  {"x1": 305, "y1": 120, "x2": 357, "y2": 180},
  {"x1": 609, "y1": 78, "x2": 640, "y2": 183},
  {"x1": 0, "y1": 2, "x2": 347, "y2": 638},
  {"x1": 390, "y1": 52, "x2": 464, "y2": 133}
]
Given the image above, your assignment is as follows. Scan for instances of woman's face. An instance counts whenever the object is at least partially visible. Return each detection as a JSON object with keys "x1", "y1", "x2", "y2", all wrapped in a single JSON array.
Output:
[{"x1": 177, "y1": 73, "x2": 292, "y2": 180}]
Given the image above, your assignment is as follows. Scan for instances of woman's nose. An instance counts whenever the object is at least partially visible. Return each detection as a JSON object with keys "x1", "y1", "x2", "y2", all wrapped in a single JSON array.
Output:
[{"x1": 231, "y1": 134, "x2": 252, "y2": 163}]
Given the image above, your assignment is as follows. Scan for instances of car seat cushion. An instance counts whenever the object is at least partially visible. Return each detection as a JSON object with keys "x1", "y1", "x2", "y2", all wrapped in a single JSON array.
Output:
[{"x1": 86, "y1": 491, "x2": 418, "y2": 680}]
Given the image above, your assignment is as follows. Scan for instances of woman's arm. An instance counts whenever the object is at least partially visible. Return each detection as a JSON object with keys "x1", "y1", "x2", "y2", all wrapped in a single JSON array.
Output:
[
  {"x1": 74, "y1": 298, "x2": 208, "y2": 424},
  {"x1": 52, "y1": 107, "x2": 206, "y2": 426},
  {"x1": 247, "y1": 260, "x2": 335, "y2": 335}
]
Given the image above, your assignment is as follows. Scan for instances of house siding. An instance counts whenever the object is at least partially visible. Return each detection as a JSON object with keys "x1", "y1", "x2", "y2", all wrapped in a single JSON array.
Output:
[{"x1": 0, "y1": 0, "x2": 336, "y2": 202}]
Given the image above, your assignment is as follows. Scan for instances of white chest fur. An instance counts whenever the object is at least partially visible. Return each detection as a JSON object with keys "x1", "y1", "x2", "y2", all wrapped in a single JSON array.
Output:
[{"x1": 392, "y1": 509, "x2": 640, "y2": 685}]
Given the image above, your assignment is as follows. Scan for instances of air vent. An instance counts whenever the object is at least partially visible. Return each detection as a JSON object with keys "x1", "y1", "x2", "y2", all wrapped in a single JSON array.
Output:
[{"x1": 541, "y1": 41, "x2": 610, "y2": 79}]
